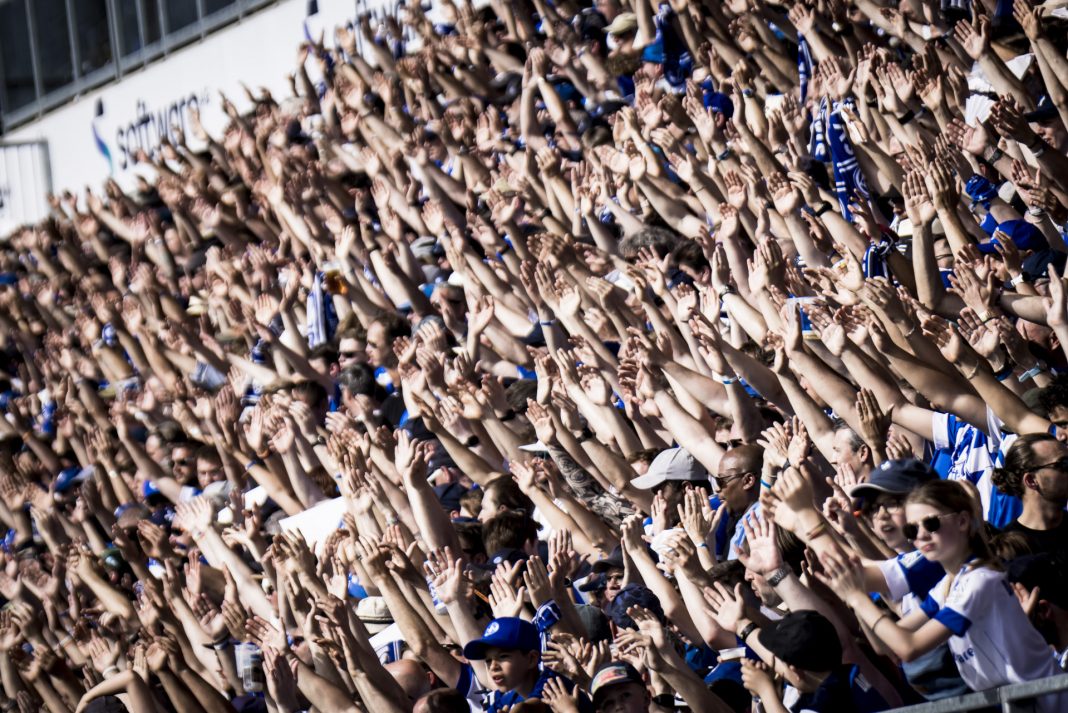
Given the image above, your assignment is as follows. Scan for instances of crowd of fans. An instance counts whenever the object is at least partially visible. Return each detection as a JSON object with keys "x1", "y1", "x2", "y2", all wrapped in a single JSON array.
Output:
[{"x1": 3, "y1": 0, "x2": 1068, "y2": 710}]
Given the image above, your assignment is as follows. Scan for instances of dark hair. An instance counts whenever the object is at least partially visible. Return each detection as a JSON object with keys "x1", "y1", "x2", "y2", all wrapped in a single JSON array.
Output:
[
  {"x1": 453, "y1": 521, "x2": 487, "y2": 559},
  {"x1": 290, "y1": 380, "x2": 328, "y2": 409},
  {"x1": 671, "y1": 239, "x2": 709, "y2": 276},
  {"x1": 708, "y1": 559, "x2": 747, "y2": 589},
  {"x1": 308, "y1": 343, "x2": 338, "y2": 364},
  {"x1": 990, "y1": 529, "x2": 1034, "y2": 561},
  {"x1": 414, "y1": 688, "x2": 471, "y2": 713},
  {"x1": 482, "y1": 475, "x2": 534, "y2": 514},
  {"x1": 831, "y1": 417, "x2": 866, "y2": 452},
  {"x1": 906, "y1": 480, "x2": 997, "y2": 567},
  {"x1": 992, "y1": 433, "x2": 1058, "y2": 498},
  {"x1": 459, "y1": 487, "x2": 484, "y2": 516},
  {"x1": 372, "y1": 313, "x2": 411, "y2": 343},
  {"x1": 482, "y1": 511, "x2": 538, "y2": 555},
  {"x1": 338, "y1": 363, "x2": 377, "y2": 397},
  {"x1": 626, "y1": 448, "x2": 660, "y2": 466},
  {"x1": 618, "y1": 225, "x2": 680, "y2": 261},
  {"x1": 1038, "y1": 374, "x2": 1068, "y2": 415},
  {"x1": 504, "y1": 380, "x2": 538, "y2": 414}
]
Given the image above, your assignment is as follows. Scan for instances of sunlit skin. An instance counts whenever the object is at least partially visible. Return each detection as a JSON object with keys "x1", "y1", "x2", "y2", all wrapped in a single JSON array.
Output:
[
  {"x1": 603, "y1": 568, "x2": 625, "y2": 601},
  {"x1": 866, "y1": 494, "x2": 909, "y2": 553},
  {"x1": 483, "y1": 647, "x2": 540, "y2": 693},
  {"x1": 905, "y1": 503, "x2": 972, "y2": 571},
  {"x1": 596, "y1": 682, "x2": 651, "y2": 713}
]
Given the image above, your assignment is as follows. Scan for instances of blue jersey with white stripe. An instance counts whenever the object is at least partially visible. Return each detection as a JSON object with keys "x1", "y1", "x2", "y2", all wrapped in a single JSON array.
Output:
[{"x1": 931, "y1": 410, "x2": 1022, "y2": 528}]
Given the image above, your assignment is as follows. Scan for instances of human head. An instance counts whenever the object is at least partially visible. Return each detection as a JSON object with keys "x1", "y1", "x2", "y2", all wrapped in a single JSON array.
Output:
[
  {"x1": 1038, "y1": 377, "x2": 1068, "y2": 443},
  {"x1": 714, "y1": 445, "x2": 763, "y2": 513},
  {"x1": 1007, "y1": 553, "x2": 1068, "y2": 648},
  {"x1": 413, "y1": 688, "x2": 470, "y2": 713},
  {"x1": 462, "y1": 618, "x2": 541, "y2": 691},
  {"x1": 591, "y1": 546, "x2": 626, "y2": 601},
  {"x1": 481, "y1": 511, "x2": 539, "y2": 557},
  {"x1": 631, "y1": 448, "x2": 709, "y2": 518},
  {"x1": 757, "y1": 610, "x2": 842, "y2": 692},
  {"x1": 385, "y1": 659, "x2": 432, "y2": 700},
  {"x1": 479, "y1": 476, "x2": 534, "y2": 522},
  {"x1": 336, "y1": 327, "x2": 369, "y2": 368},
  {"x1": 367, "y1": 313, "x2": 409, "y2": 367},
  {"x1": 830, "y1": 419, "x2": 872, "y2": 478},
  {"x1": 170, "y1": 441, "x2": 197, "y2": 484},
  {"x1": 195, "y1": 445, "x2": 225, "y2": 489},
  {"x1": 993, "y1": 433, "x2": 1068, "y2": 508},
  {"x1": 904, "y1": 480, "x2": 990, "y2": 566},
  {"x1": 590, "y1": 662, "x2": 650, "y2": 713},
  {"x1": 851, "y1": 458, "x2": 938, "y2": 553}
]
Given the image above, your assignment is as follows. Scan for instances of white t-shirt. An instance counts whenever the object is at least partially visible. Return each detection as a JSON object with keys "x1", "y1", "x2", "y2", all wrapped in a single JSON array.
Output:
[{"x1": 919, "y1": 565, "x2": 1067, "y2": 712}]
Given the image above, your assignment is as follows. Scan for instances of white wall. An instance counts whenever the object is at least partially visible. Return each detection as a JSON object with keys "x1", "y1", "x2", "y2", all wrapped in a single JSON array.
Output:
[{"x1": 1, "y1": 0, "x2": 399, "y2": 235}]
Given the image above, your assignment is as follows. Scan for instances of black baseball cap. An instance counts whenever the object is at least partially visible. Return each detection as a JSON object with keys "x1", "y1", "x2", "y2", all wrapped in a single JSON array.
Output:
[
  {"x1": 758, "y1": 610, "x2": 842, "y2": 673},
  {"x1": 591, "y1": 545, "x2": 625, "y2": 574},
  {"x1": 850, "y1": 458, "x2": 936, "y2": 499}
]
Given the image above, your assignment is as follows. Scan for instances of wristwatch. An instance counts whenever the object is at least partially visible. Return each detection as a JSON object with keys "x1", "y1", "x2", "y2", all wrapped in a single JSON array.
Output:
[{"x1": 767, "y1": 564, "x2": 792, "y2": 587}]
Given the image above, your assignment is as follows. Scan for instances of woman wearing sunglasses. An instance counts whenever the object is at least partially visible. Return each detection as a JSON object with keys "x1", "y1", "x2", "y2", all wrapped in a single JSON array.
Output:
[
  {"x1": 819, "y1": 480, "x2": 1067, "y2": 712},
  {"x1": 994, "y1": 433, "x2": 1068, "y2": 561}
]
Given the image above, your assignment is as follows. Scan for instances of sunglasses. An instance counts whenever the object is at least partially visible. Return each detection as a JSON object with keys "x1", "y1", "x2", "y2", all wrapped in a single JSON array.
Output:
[
  {"x1": 712, "y1": 471, "x2": 751, "y2": 487},
  {"x1": 902, "y1": 513, "x2": 957, "y2": 541},
  {"x1": 861, "y1": 497, "x2": 904, "y2": 516},
  {"x1": 1033, "y1": 456, "x2": 1068, "y2": 473}
]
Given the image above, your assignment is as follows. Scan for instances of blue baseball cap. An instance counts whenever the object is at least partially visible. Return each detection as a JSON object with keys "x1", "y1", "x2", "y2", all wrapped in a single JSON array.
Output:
[
  {"x1": 462, "y1": 618, "x2": 540, "y2": 660},
  {"x1": 976, "y1": 219, "x2": 1043, "y2": 254},
  {"x1": 54, "y1": 465, "x2": 92, "y2": 493},
  {"x1": 704, "y1": 91, "x2": 734, "y2": 118},
  {"x1": 603, "y1": 584, "x2": 665, "y2": 630}
]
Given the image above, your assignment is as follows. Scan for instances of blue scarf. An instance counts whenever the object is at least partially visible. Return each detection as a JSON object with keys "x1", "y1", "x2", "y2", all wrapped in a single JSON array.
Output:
[
  {"x1": 798, "y1": 34, "x2": 814, "y2": 104},
  {"x1": 810, "y1": 97, "x2": 869, "y2": 220}
]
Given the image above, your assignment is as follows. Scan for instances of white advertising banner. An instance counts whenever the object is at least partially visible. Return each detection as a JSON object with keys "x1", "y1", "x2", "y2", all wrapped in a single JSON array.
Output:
[
  {"x1": 2, "y1": 0, "x2": 400, "y2": 215},
  {"x1": 0, "y1": 141, "x2": 51, "y2": 238}
]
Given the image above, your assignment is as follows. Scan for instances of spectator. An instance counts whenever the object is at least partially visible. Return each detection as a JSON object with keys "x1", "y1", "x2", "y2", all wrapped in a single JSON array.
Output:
[{"x1": 1, "y1": 0, "x2": 1068, "y2": 710}]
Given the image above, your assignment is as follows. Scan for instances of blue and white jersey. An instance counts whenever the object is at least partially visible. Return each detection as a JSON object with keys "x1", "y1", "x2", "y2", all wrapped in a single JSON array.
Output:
[
  {"x1": 919, "y1": 565, "x2": 1066, "y2": 712},
  {"x1": 727, "y1": 501, "x2": 761, "y2": 561},
  {"x1": 878, "y1": 550, "x2": 945, "y2": 610},
  {"x1": 931, "y1": 409, "x2": 1021, "y2": 528},
  {"x1": 455, "y1": 663, "x2": 486, "y2": 713}
]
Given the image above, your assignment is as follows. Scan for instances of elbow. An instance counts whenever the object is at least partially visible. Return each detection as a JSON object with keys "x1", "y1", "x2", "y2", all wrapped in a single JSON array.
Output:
[{"x1": 896, "y1": 644, "x2": 925, "y2": 663}]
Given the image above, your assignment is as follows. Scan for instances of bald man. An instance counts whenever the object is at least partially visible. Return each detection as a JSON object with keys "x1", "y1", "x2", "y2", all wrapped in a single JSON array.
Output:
[
  {"x1": 386, "y1": 659, "x2": 433, "y2": 701},
  {"x1": 713, "y1": 444, "x2": 764, "y2": 560}
]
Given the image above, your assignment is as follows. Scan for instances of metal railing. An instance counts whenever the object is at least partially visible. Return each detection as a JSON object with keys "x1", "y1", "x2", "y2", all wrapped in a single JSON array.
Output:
[{"x1": 891, "y1": 674, "x2": 1068, "y2": 713}]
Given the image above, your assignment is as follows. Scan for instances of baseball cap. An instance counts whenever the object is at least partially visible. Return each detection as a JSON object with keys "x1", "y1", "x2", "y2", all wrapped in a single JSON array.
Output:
[
  {"x1": 356, "y1": 597, "x2": 394, "y2": 634},
  {"x1": 976, "y1": 220, "x2": 1044, "y2": 255},
  {"x1": 518, "y1": 440, "x2": 551, "y2": 453},
  {"x1": 849, "y1": 458, "x2": 937, "y2": 499},
  {"x1": 630, "y1": 448, "x2": 707, "y2": 490},
  {"x1": 54, "y1": 465, "x2": 92, "y2": 493},
  {"x1": 703, "y1": 91, "x2": 735, "y2": 119},
  {"x1": 591, "y1": 545, "x2": 625, "y2": 574},
  {"x1": 603, "y1": 584, "x2": 664, "y2": 630},
  {"x1": 759, "y1": 610, "x2": 841, "y2": 672},
  {"x1": 433, "y1": 482, "x2": 467, "y2": 513},
  {"x1": 604, "y1": 12, "x2": 637, "y2": 35},
  {"x1": 590, "y1": 662, "x2": 644, "y2": 706},
  {"x1": 462, "y1": 618, "x2": 540, "y2": 660}
]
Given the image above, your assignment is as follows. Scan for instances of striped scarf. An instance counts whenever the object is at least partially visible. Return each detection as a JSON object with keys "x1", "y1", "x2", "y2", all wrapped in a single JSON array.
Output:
[{"x1": 810, "y1": 97, "x2": 869, "y2": 220}]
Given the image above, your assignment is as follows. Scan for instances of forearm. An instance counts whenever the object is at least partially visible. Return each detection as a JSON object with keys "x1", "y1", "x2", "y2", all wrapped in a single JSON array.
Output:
[{"x1": 157, "y1": 671, "x2": 209, "y2": 713}]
